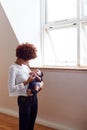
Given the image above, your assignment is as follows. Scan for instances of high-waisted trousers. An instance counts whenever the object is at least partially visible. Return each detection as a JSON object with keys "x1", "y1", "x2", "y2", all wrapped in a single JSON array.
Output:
[{"x1": 17, "y1": 94, "x2": 38, "y2": 130}]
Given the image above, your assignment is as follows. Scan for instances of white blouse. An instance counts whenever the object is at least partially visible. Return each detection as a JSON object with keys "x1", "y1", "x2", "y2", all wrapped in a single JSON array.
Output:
[{"x1": 8, "y1": 63, "x2": 31, "y2": 96}]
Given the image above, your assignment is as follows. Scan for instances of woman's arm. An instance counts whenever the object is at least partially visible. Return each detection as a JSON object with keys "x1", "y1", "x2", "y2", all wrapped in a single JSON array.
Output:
[
  {"x1": 8, "y1": 66, "x2": 34, "y2": 94},
  {"x1": 8, "y1": 67, "x2": 25, "y2": 93}
]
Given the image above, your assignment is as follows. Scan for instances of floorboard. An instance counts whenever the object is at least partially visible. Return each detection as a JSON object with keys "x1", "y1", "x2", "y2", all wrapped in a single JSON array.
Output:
[{"x1": 0, "y1": 113, "x2": 57, "y2": 130}]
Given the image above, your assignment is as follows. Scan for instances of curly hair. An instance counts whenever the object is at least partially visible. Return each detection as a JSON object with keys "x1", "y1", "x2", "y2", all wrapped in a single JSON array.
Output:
[{"x1": 16, "y1": 43, "x2": 37, "y2": 61}]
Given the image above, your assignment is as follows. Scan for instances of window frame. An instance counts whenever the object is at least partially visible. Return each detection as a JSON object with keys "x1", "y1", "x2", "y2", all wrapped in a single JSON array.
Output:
[{"x1": 40, "y1": 0, "x2": 87, "y2": 69}]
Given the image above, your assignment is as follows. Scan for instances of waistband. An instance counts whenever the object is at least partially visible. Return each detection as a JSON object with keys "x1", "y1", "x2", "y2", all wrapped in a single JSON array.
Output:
[{"x1": 18, "y1": 95, "x2": 33, "y2": 98}]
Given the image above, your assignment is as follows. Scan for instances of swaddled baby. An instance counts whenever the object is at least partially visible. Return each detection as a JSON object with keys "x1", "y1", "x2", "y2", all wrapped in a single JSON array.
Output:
[{"x1": 27, "y1": 69, "x2": 43, "y2": 92}]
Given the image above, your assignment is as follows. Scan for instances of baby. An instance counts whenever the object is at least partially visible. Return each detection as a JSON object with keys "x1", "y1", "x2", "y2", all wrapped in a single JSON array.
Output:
[{"x1": 28, "y1": 69, "x2": 43, "y2": 92}]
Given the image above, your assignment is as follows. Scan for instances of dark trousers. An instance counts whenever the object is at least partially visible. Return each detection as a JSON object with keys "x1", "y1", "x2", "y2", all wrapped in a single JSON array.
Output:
[{"x1": 17, "y1": 95, "x2": 38, "y2": 130}]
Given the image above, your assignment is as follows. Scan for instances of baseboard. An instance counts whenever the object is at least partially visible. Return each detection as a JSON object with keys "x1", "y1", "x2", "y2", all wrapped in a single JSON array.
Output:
[
  {"x1": 36, "y1": 118, "x2": 79, "y2": 130},
  {"x1": 0, "y1": 107, "x2": 18, "y2": 117},
  {"x1": 0, "y1": 107, "x2": 78, "y2": 130}
]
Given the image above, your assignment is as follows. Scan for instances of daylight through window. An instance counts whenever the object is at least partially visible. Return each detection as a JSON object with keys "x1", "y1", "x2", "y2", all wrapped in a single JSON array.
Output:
[{"x1": 43, "y1": 0, "x2": 87, "y2": 67}]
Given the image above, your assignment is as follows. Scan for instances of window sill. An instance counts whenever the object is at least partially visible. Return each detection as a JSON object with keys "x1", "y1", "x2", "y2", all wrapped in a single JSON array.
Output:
[{"x1": 31, "y1": 66, "x2": 87, "y2": 72}]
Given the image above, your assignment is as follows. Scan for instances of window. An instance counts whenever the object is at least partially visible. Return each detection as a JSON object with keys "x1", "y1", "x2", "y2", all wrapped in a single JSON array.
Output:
[
  {"x1": 1, "y1": 0, "x2": 87, "y2": 68},
  {"x1": 42, "y1": 0, "x2": 87, "y2": 67}
]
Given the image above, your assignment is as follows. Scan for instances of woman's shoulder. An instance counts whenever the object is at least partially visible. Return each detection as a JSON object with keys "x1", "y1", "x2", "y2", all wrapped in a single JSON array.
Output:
[
  {"x1": 9, "y1": 63, "x2": 18, "y2": 71},
  {"x1": 9, "y1": 63, "x2": 31, "y2": 72},
  {"x1": 9, "y1": 63, "x2": 23, "y2": 70},
  {"x1": 9, "y1": 63, "x2": 15, "y2": 68}
]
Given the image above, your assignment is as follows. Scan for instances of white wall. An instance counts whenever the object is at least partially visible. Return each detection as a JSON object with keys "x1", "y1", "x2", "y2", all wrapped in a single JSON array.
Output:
[
  {"x1": 0, "y1": 0, "x2": 42, "y2": 67},
  {"x1": 0, "y1": 2, "x2": 87, "y2": 130},
  {"x1": 0, "y1": 2, "x2": 19, "y2": 111},
  {"x1": 38, "y1": 69, "x2": 87, "y2": 130}
]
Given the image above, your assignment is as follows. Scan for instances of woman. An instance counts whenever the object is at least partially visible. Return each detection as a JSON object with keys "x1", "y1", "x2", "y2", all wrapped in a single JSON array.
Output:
[{"x1": 8, "y1": 43, "x2": 44, "y2": 130}]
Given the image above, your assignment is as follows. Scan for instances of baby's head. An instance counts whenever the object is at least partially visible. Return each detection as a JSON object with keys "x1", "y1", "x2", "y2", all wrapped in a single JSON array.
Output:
[{"x1": 35, "y1": 69, "x2": 41, "y2": 76}]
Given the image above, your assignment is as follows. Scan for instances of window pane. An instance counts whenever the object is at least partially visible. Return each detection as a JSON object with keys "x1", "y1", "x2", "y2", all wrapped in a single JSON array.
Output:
[
  {"x1": 44, "y1": 27, "x2": 77, "y2": 66},
  {"x1": 47, "y1": 0, "x2": 77, "y2": 22},
  {"x1": 82, "y1": 0, "x2": 87, "y2": 17},
  {"x1": 80, "y1": 24, "x2": 87, "y2": 66}
]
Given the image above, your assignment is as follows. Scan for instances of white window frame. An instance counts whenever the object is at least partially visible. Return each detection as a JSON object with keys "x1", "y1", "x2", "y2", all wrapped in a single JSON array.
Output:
[{"x1": 41, "y1": 0, "x2": 87, "y2": 68}]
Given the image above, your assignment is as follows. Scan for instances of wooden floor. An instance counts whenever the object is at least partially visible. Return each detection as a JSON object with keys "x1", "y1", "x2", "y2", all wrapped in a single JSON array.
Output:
[{"x1": 0, "y1": 113, "x2": 57, "y2": 130}]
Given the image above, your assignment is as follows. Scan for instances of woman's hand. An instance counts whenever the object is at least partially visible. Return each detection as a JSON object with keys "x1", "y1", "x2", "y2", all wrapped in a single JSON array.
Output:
[
  {"x1": 23, "y1": 75, "x2": 35, "y2": 85},
  {"x1": 28, "y1": 74, "x2": 35, "y2": 82}
]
